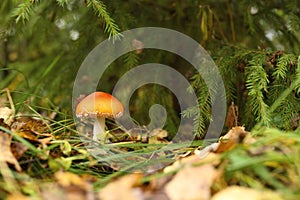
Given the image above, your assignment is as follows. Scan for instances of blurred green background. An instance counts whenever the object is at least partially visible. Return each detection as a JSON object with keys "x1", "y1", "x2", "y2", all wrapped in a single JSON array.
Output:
[{"x1": 1, "y1": 0, "x2": 300, "y2": 136}]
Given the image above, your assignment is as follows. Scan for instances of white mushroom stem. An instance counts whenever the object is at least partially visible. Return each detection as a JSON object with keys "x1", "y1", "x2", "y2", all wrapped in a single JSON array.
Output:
[{"x1": 93, "y1": 116, "x2": 107, "y2": 142}]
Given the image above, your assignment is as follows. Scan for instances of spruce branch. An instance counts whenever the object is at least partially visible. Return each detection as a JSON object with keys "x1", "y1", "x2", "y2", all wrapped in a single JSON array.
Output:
[
  {"x1": 56, "y1": 0, "x2": 70, "y2": 7},
  {"x1": 272, "y1": 54, "x2": 295, "y2": 80},
  {"x1": 86, "y1": 0, "x2": 122, "y2": 41},
  {"x1": 294, "y1": 55, "x2": 300, "y2": 93},
  {"x1": 270, "y1": 55, "x2": 300, "y2": 113},
  {"x1": 246, "y1": 55, "x2": 271, "y2": 126},
  {"x1": 11, "y1": 0, "x2": 35, "y2": 23},
  {"x1": 124, "y1": 51, "x2": 139, "y2": 70},
  {"x1": 183, "y1": 78, "x2": 211, "y2": 137}
]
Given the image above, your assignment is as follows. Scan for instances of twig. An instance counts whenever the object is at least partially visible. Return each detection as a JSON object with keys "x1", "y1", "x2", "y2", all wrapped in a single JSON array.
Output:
[{"x1": 2, "y1": 88, "x2": 15, "y2": 116}]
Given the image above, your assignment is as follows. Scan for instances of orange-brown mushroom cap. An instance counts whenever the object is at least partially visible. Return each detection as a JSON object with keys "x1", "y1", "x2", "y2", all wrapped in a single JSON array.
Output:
[{"x1": 75, "y1": 92, "x2": 124, "y2": 118}]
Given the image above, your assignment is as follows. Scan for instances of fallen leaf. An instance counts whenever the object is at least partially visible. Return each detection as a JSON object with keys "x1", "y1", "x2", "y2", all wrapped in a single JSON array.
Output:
[
  {"x1": 11, "y1": 142, "x2": 29, "y2": 160},
  {"x1": 215, "y1": 126, "x2": 249, "y2": 153},
  {"x1": 41, "y1": 179, "x2": 94, "y2": 200},
  {"x1": 15, "y1": 130, "x2": 38, "y2": 141},
  {"x1": 150, "y1": 128, "x2": 168, "y2": 138},
  {"x1": 148, "y1": 128, "x2": 169, "y2": 144},
  {"x1": 12, "y1": 117, "x2": 49, "y2": 135},
  {"x1": 225, "y1": 102, "x2": 239, "y2": 128},
  {"x1": 127, "y1": 128, "x2": 169, "y2": 143},
  {"x1": 165, "y1": 164, "x2": 216, "y2": 200},
  {"x1": 11, "y1": 117, "x2": 52, "y2": 146},
  {"x1": 40, "y1": 183, "x2": 66, "y2": 200},
  {"x1": 149, "y1": 175, "x2": 172, "y2": 191},
  {"x1": 99, "y1": 173, "x2": 143, "y2": 200},
  {"x1": 0, "y1": 107, "x2": 14, "y2": 126},
  {"x1": 0, "y1": 131, "x2": 22, "y2": 171},
  {"x1": 53, "y1": 171, "x2": 94, "y2": 200},
  {"x1": 220, "y1": 126, "x2": 248, "y2": 141},
  {"x1": 164, "y1": 153, "x2": 220, "y2": 173},
  {"x1": 55, "y1": 171, "x2": 89, "y2": 189},
  {"x1": 0, "y1": 89, "x2": 15, "y2": 125},
  {"x1": 194, "y1": 143, "x2": 220, "y2": 159},
  {"x1": 211, "y1": 186, "x2": 283, "y2": 200},
  {"x1": 194, "y1": 127, "x2": 249, "y2": 159}
]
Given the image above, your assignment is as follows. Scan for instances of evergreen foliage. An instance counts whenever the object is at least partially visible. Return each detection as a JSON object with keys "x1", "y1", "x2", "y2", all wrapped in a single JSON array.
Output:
[
  {"x1": 189, "y1": 49, "x2": 300, "y2": 136},
  {"x1": 11, "y1": 0, "x2": 35, "y2": 23},
  {"x1": 1, "y1": 0, "x2": 300, "y2": 137},
  {"x1": 85, "y1": 0, "x2": 121, "y2": 40},
  {"x1": 245, "y1": 53, "x2": 270, "y2": 126}
]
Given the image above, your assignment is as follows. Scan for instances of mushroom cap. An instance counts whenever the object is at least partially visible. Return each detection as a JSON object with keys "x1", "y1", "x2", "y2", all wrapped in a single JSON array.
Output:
[{"x1": 75, "y1": 92, "x2": 124, "y2": 118}]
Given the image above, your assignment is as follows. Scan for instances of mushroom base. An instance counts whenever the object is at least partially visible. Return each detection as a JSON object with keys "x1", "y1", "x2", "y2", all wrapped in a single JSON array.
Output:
[{"x1": 93, "y1": 116, "x2": 107, "y2": 142}]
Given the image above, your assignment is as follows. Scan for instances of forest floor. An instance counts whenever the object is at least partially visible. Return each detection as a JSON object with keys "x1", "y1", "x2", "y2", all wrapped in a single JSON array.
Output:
[{"x1": 0, "y1": 93, "x2": 299, "y2": 200}]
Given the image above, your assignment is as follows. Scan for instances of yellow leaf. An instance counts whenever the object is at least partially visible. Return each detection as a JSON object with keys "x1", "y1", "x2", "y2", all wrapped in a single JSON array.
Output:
[
  {"x1": 164, "y1": 153, "x2": 220, "y2": 173},
  {"x1": 212, "y1": 186, "x2": 283, "y2": 200},
  {"x1": 48, "y1": 157, "x2": 72, "y2": 172},
  {"x1": 60, "y1": 141, "x2": 72, "y2": 155},
  {"x1": 40, "y1": 171, "x2": 93, "y2": 200},
  {"x1": 165, "y1": 164, "x2": 216, "y2": 200},
  {"x1": 6, "y1": 193, "x2": 31, "y2": 200},
  {"x1": 55, "y1": 171, "x2": 88, "y2": 188},
  {"x1": 99, "y1": 173, "x2": 143, "y2": 200}
]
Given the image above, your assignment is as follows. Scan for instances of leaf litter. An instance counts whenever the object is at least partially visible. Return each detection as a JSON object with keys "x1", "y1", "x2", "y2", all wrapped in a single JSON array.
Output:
[{"x1": 0, "y1": 91, "x2": 298, "y2": 199}]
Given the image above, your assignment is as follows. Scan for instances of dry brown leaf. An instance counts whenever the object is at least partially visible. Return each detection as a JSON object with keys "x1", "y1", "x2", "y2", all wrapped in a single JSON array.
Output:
[
  {"x1": 149, "y1": 175, "x2": 172, "y2": 191},
  {"x1": 55, "y1": 171, "x2": 87, "y2": 188},
  {"x1": 64, "y1": 184, "x2": 94, "y2": 200},
  {"x1": 211, "y1": 186, "x2": 283, "y2": 200},
  {"x1": 12, "y1": 117, "x2": 52, "y2": 146},
  {"x1": 215, "y1": 126, "x2": 249, "y2": 153},
  {"x1": 148, "y1": 128, "x2": 169, "y2": 144},
  {"x1": 143, "y1": 191, "x2": 169, "y2": 200},
  {"x1": 188, "y1": 153, "x2": 220, "y2": 166},
  {"x1": 16, "y1": 131, "x2": 38, "y2": 141},
  {"x1": 195, "y1": 126, "x2": 249, "y2": 159},
  {"x1": 194, "y1": 143, "x2": 220, "y2": 159},
  {"x1": 0, "y1": 107, "x2": 14, "y2": 126},
  {"x1": 0, "y1": 131, "x2": 22, "y2": 171},
  {"x1": 41, "y1": 182, "x2": 94, "y2": 200},
  {"x1": 165, "y1": 164, "x2": 216, "y2": 200},
  {"x1": 225, "y1": 102, "x2": 239, "y2": 128},
  {"x1": 11, "y1": 142, "x2": 29, "y2": 160},
  {"x1": 12, "y1": 117, "x2": 49, "y2": 135},
  {"x1": 221, "y1": 126, "x2": 248, "y2": 140},
  {"x1": 99, "y1": 173, "x2": 143, "y2": 200},
  {"x1": 127, "y1": 128, "x2": 169, "y2": 144},
  {"x1": 53, "y1": 171, "x2": 94, "y2": 200},
  {"x1": 214, "y1": 139, "x2": 237, "y2": 153},
  {"x1": 164, "y1": 153, "x2": 220, "y2": 173},
  {"x1": 40, "y1": 183, "x2": 66, "y2": 200}
]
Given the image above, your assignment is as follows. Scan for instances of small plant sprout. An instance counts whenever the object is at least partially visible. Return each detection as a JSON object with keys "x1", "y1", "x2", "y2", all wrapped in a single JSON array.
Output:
[{"x1": 75, "y1": 92, "x2": 124, "y2": 143}]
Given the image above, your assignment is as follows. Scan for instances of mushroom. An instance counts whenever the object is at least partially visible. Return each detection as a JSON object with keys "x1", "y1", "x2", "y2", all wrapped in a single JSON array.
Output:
[{"x1": 75, "y1": 92, "x2": 124, "y2": 143}]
